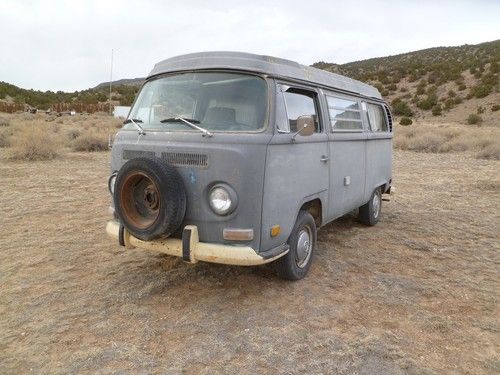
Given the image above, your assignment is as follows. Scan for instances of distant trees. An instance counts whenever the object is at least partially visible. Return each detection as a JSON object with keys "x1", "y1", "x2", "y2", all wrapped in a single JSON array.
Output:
[{"x1": 0, "y1": 81, "x2": 140, "y2": 110}]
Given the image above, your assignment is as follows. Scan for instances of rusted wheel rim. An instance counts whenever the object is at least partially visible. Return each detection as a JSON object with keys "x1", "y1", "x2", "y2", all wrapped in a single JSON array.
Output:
[{"x1": 120, "y1": 171, "x2": 161, "y2": 229}]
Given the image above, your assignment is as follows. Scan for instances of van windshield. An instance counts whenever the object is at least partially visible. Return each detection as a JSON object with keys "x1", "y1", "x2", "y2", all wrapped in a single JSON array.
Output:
[{"x1": 125, "y1": 72, "x2": 268, "y2": 132}]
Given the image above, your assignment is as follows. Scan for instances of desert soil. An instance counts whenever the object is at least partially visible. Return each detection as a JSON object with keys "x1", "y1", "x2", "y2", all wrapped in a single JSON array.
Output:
[{"x1": 0, "y1": 150, "x2": 499, "y2": 374}]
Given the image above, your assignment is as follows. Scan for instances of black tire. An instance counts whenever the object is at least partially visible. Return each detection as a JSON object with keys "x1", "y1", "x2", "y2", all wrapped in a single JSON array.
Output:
[
  {"x1": 114, "y1": 157, "x2": 186, "y2": 241},
  {"x1": 274, "y1": 211, "x2": 317, "y2": 281},
  {"x1": 359, "y1": 188, "x2": 382, "y2": 226}
]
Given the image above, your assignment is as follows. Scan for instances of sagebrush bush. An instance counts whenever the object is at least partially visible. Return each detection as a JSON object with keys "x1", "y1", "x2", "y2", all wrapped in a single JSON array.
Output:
[
  {"x1": 399, "y1": 117, "x2": 413, "y2": 126},
  {"x1": 476, "y1": 143, "x2": 500, "y2": 160},
  {"x1": 467, "y1": 114, "x2": 483, "y2": 125},
  {"x1": 417, "y1": 92, "x2": 438, "y2": 110},
  {"x1": 71, "y1": 132, "x2": 109, "y2": 152},
  {"x1": 432, "y1": 104, "x2": 442, "y2": 116},
  {"x1": 0, "y1": 129, "x2": 12, "y2": 147},
  {"x1": 392, "y1": 99, "x2": 413, "y2": 117},
  {"x1": 9, "y1": 123, "x2": 62, "y2": 160},
  {"x1": 491, "y1": 104, "x2": 500, "y2": 112},
  {"x1": 0, "y1": 116, "x2": 10, "y2": 127},
  {"x1": 470, "y1": 84, "x2": 492, "y2": 98},
  {"x1": 66, "y1": 127, "x2": 81, "y2": 140}
]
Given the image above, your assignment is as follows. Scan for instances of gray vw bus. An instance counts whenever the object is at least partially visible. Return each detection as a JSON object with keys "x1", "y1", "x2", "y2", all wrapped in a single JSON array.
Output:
[{"x1": 106, "y1": 51, "x2": 393, "y2": 280}]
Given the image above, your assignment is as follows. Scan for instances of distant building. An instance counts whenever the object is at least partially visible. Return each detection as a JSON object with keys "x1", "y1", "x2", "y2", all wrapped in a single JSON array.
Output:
[{"x1": 113, "y1": 106, "x2": 131, "y2": 118}]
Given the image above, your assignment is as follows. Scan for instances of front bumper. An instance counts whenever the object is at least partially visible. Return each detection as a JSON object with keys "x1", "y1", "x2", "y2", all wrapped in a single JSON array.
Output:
[{"x1": 106, "y1": 220, "x2": 288, "y2": 266}]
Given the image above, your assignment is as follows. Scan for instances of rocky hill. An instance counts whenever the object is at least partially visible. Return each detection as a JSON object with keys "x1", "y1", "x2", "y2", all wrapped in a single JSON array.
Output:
[{"x1": 313, "y1": 39, "x2": 499, "y2": 125}]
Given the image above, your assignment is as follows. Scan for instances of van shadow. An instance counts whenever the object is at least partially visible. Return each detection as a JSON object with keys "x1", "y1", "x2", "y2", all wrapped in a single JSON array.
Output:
[{"x1": 105, "y1": 211, "x2": 366, "y2": 302}]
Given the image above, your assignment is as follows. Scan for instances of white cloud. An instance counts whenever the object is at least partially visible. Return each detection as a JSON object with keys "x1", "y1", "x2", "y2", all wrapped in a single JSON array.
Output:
[{"x1": 0, "y1": 0, "x2": 498, "y2": 91}]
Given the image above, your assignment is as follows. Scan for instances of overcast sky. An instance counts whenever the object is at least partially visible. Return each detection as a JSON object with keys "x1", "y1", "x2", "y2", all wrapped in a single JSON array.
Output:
[{"x1": 1, "y1": 0, "x2": 498, "y2": 92}]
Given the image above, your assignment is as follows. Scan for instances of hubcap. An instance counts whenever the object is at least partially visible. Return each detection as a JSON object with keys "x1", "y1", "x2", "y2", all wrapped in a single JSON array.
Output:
[
  {"x1": 372, "y1": 192, "x2": 381, "y2": 219},
  {"x1": 295, "y1": 227, "x2": 312, "y2": 268},
  {"x1": 120, "y1": 172, "x2": 161, "y2": 229}
]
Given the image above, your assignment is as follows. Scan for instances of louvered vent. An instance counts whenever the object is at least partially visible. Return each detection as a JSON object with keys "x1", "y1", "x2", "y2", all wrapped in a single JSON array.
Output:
[
  {"x1": 162, "y1": 152, "x2": 208, "y2": 168},
  {"x1": 384, "y1": 105, "x2": 393, "y2": 132},
  {"x1": 122, "y1": 150, "x2": 155, "y2": 160}
]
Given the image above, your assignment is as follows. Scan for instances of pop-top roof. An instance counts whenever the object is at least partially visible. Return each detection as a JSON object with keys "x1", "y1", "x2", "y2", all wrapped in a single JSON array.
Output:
[{"x1": 148, "y1": 51, "x2": 381, "y2": 99}]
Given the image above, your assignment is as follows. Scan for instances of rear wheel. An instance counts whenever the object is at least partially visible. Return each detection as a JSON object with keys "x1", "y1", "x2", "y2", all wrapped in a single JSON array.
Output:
[
  {"x1": 274, "y1": 211, "x2": 316, "y2": 280},
  {"x1": 359, "y1": 188, "x2": 382, "y2": 226}
]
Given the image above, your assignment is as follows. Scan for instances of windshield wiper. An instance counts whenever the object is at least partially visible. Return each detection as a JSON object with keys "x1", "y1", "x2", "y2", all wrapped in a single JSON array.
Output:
[
  {"x1": 160, "y1": 117, "x2": 200, "y2": 124},
  {"x1": 160, "y1": 117, "x2": 213, "y2": 137},
  {"x1": 123, "y1": 118, "x2": 146, "y2": 136}
]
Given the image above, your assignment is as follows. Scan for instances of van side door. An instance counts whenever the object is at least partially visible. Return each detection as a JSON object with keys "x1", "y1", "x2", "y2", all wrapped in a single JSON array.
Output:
[
  {"x1": 324, "y1": 93, "x2": 367, "y2": 220},
  {"x1": 260, "y1": 83, "x2": 329, "y2": 252}
]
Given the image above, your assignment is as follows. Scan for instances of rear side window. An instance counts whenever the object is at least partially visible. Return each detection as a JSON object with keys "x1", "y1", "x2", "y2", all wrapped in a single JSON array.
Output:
[
  {"x1": 366, "y1": 103, "x2": 388, "y2": 132},
  {"x1": 326, "y1": 95, "x2": 363, "y2": 131}
]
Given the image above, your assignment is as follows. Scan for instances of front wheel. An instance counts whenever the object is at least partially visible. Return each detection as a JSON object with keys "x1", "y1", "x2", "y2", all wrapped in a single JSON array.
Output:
[
  {"x1": 359, "y1": 188, "x2": 382, "y2": 226},
  {"x1": 274, "y1": 211, "x2": 317, "y2": 281}
]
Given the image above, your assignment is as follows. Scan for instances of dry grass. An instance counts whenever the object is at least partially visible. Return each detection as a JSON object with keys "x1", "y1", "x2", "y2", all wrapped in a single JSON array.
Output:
[
  {"x1": 394, "y1": 122, "x2": 500, "y2": 159},
  {"x1": 0, "y1": 112, "x2": 121, "y2": 159},
  {"x1": 71, "y1": 131, "x2": 109, "y2": 152},
  {"x1": 476, "y1": 143, "x2": 500, "y2": 160},
  {"x1": 0, "y1": 150, "x2": 498, "y2": 374},
  {"x1": 8, "y1": 122, "x2": 62, "y2": 160},
  {"x1": 0, "y1": 116, "x2": 10, "y2": 127}
]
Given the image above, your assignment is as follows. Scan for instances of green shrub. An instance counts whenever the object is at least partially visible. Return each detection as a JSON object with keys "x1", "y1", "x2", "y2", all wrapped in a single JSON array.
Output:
[
  {"x1": 453, "y1": 96, "x2": 463, "y2": 104},
  {"x1": 470, "y1": 84, "x2": 492, "y2": 98},
  {"x1": 444, "y1": 98, "x2": 455, "y2": 110},
  {"x1": 416, "y1": 80, "x2": 427, "y2": 95},
  {"x1": 467, "y1": 114, "x2": 483, "y2": 125},
  {"x1": 392, "y1": 99, "x2": 413, "y2": 117},
  {"x1": 417, "y1": 92, "x2": 438, "y2": 110},
  {"x1": 458, "y1": 83, "x2": 466, "y2": 91},
  {"x1": 387, "y1": 83, "x2": 397, "y2": 91},
  {"x1": 447, "y1": 89, "x2": 456, "y2": 98},
  {"x1": 492, "y1": 104, "x2": 500, "y2": 112},
  {"x1": 477, "y1": 106, "x2": 485, "y2": 114},
  {"x1": 399, "y1": 117, "x2": 413, "y2": 126},
  {"x1": 432, "y1": 104, "x2": 442, "y2": 116}
]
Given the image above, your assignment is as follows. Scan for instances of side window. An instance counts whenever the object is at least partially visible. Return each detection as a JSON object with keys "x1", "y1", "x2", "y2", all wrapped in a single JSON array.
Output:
[
  {"x1": 366, "y1": 103, "x2": 388, "y2": 132},
  {"x1": 282, "y1": 88, "x2": 320, "y2": 133},
  {"x1": 326, "y1": 95, "x2": 363, "y2": 131}
]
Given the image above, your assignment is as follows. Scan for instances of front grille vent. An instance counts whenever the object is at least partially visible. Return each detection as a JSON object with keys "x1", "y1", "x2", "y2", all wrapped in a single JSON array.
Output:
[{"x1": 162, "y1": 152, "x2": 208, "y2": 168}]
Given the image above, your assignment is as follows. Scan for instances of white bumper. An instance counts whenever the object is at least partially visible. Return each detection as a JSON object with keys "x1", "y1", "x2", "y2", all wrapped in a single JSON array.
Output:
[{"x1": 106, "y1": 220, "x2": 287, "y2": 266}]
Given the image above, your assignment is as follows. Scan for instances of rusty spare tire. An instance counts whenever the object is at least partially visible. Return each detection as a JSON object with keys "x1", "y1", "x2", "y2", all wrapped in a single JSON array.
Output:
[{"x1": 114, "y1": 157, "x2": 186, "y2": 241}]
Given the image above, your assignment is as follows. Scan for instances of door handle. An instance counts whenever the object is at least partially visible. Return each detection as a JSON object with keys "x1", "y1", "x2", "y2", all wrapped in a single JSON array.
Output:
[{"x1": 320, "y1": 155, "x2": 329, "y2": 163}]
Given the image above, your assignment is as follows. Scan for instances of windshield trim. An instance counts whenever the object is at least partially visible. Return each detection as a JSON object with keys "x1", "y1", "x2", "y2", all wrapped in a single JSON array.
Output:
[{"x1": 123, "y1": 70, "x2": 270, "y2": 134}]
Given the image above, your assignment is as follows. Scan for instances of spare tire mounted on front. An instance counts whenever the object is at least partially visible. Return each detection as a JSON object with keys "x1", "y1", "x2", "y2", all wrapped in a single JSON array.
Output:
[{"x1": 113, "y1": 157, "x2": 186, "y2": 241}]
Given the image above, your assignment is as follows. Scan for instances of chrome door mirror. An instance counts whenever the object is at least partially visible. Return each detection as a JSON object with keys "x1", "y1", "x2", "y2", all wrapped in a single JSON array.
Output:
[{"x1": 291, "y1": 115, "x2": 315, "y2": 142}]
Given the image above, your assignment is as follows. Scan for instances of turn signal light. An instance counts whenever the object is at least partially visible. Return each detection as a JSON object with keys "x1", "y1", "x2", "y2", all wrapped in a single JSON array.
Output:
[{"x1": 270, "y1": 225, "x2": 281, "y2": 237}]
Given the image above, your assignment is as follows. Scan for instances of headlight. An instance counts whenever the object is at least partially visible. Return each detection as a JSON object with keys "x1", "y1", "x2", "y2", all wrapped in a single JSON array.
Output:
[
  {"x1": 108, "y1": 173, "x2": 117, "y2": 195},
  {"x1": 209, "y1": 185, "x2": 237, "y2": 215}
]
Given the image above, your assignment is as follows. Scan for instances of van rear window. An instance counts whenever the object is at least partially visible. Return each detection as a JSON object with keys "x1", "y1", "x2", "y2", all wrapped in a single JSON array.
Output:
[
  {"x1": 366, "y1": 103, "x2": 388, "y2": 132},
  {"x1": 326, "y1": 96, "x2": 363, "y2": 131}
]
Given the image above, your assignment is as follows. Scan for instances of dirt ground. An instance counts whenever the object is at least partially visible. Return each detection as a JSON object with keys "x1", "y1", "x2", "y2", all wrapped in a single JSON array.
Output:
[{"x1": 0, "y1": 149, "x2": 498, "y2": 374}]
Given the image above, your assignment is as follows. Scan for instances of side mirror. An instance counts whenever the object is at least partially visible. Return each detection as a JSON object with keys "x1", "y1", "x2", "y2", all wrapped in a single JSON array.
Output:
[{"x1": 291, "y1": 115, "x2": 315, "y2": 142}]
